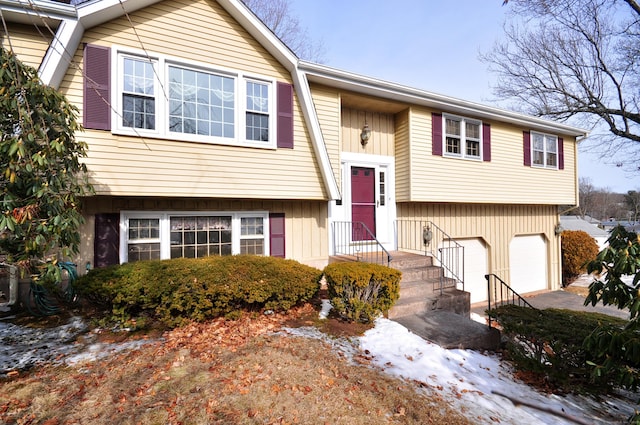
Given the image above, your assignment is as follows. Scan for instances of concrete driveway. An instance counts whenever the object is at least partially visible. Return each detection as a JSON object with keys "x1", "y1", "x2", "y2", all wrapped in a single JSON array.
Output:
[
  {"x1": 521, "y1": 290, "x2": 630, "y2": 320},
  {"x1": 472, "y1": 274, "x2": 631, "y2": 320}
]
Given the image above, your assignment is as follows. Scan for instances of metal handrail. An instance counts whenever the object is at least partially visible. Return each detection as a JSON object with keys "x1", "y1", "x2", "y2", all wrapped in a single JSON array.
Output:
[
  {"x1": 395, "y1": 219, "x2": 464, "y2": 294},
  {"x1": 485, "y1": 273, "x2": 536, "y2": 327},
  {"x1": 332, "y1": 221, "x2": 392, "y2": 266}
]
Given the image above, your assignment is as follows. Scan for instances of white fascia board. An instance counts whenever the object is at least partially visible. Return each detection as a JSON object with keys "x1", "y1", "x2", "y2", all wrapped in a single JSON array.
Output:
[
  {"x1": 76, "y1": 0, "x2": 159, "y2": 29},
  {"x1": 300, "y1": 60, "x2": 589, "y2": 138},
  {"x1": 0, "y1": 0, "x2": 76, "y2": 19},
  {"x1": 38, "y1": 0, "x2": 162, "y2": 88},
  {"x1": 39, "y1": 18, "x2": 83, "y2": 88},
  {"x1": 293, "y1": 70, "x2": 340, "y2": 200},
  {"x1": 216, "y1": 0, "x2": 298, "y2": 72},
  {"x1": 217, "y1": 0, "x2": 336, "y2": 197}
]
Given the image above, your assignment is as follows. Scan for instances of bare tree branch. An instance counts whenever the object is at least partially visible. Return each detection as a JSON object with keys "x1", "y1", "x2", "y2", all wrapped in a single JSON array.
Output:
[
  {"x1": 484, "y1": 0, "x2": 640, "y2": 171},
  {"x1": 241, "y1": 0, "x2": 325, "y2": 62}
]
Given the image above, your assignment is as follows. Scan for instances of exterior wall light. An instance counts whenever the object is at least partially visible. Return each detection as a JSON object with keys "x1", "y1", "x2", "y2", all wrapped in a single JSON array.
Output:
[
  {"x1": 360, "y1": 121, "x2": 371, "y2": 146},
  {"x1": 423, "y1": 225, "x2": 433, "y2": 247},
  {"x1": 555, "y1": 223, "x2": 563, "y2": 236}
]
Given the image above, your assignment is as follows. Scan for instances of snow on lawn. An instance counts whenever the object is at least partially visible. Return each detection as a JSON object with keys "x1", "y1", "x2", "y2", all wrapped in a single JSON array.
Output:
[
  {"x1": 2, "y1": 312, "x2": 639, "y2": 424},
  {"x1": 359, "y1": 318, "x2": 637, "y2": 425},
  {"x1": 0, "y1": 316, "x2": 154, "y2": 374}
]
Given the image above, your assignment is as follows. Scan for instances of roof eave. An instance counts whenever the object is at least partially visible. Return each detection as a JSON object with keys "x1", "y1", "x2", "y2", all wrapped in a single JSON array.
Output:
[{"x1": 299, "y1": 60, "x2": 589, "y2": 138}]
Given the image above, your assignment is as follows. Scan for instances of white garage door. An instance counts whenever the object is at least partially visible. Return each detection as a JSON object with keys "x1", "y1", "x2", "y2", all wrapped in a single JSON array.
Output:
[
  {"x1": 457, "y1": 239, "x2": 489, "y2": 304},
  {"x1": 509, "y1": 234, "x2": 547, "y2": 295}
]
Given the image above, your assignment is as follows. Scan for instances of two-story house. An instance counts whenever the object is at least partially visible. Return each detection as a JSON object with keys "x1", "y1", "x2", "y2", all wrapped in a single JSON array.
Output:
[{"x1": 0, "y1": 0, "x2": 586, "y2": 305}]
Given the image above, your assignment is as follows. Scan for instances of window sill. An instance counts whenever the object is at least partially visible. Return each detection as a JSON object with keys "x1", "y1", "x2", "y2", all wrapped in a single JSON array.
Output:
[{"x1": 111, "y1": 127, "x2": 277, "y2": 150}]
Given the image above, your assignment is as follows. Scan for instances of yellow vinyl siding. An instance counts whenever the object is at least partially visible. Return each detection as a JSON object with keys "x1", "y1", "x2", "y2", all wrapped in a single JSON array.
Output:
[
  {"x1": 57, "y1": 0, "x2": 326, "y2": 200},
  {"x1": 1, "y1": 23, "x2": 52, "y2": 69},
  {"x1": 341, "y1": 108, "x2": 395, "y2": 156},
  {"x1": 408, "y1": 108, "x2": 577, "y2": 205},
  {"x1": 78, "y1": 197, "x2": 328, "y2": 270},
  {"x1": 310, "y1": 84, "x2": 341, "y2": 190},
  {"x1": 397, "y1": 202, "x2": 562, "y2": 291},
  {"x1": 395, "y1": 109, "x2": 411, "y2": 201}
]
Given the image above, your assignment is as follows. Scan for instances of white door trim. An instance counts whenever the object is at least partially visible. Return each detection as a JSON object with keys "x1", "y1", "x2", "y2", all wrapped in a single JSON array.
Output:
[{"x1": 329, "y1": 153, "x2": 396, "y2": 253}]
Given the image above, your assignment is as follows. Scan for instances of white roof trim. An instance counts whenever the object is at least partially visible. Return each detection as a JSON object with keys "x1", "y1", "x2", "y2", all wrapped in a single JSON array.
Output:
[
  {"x1": 0, "y1": 0, "x2": 76, "y2": 19},
  {"x1": 299, "y1": 60, "x2": 589, "y2": 138},
  {"x1": 39, "y1": 18, "x2": 82, "y2": 87},
  {"x1": 292, "y1": 70, "x2": 340, "y2": 200},
  {"x1": 216, "y1": 0, "x2": 298, "y2": 71}
]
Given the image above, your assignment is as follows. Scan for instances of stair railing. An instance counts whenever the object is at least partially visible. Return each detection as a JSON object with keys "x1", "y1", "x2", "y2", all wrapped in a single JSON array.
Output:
[
  {"x1": 485, "y1": 273, "x2": 536, "y2": 327},
  {"x1": 332, "y1": 221, "x2": 392, "y2": 266},
  {"x1": 395, "y1": 219, "x2": 464, "y2": 294}
]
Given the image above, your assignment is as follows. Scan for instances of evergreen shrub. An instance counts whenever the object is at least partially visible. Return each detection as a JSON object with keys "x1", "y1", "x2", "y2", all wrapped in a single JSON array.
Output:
[
  {"x1": 489, "y1": 304, "x2": 627, "y2": 393},
  {"x1": 561, "y1": 230, "x2": 599, "y2": 286},
  {"x1": 323, "y1": 262, "x2": 401, "y2": 323},
  {"x1": 74, "y1": 255, "x2": 321, "y2": 328}
]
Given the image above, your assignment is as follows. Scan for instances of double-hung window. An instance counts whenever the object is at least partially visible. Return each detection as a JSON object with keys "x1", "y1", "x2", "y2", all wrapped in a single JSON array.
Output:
[
  {"x1": 443, "y1": 115, "x2": 482, "y2": 160},
  {"x1": 122, "y1": 57, "x2": 156, "y2": 130},
  {"x1": 121, "y1": 212, "x2": 268, "y2": 263},
  {"x1": 531, "y1": 131, "x2": 558, "y2": 169},
  {"x1": 246, "y1": 81, "x2": 270, "y2": 141},
  {"x1": 127, "y1": 217, "x2": 161, "y2": 261},
  {"x1": 114, "y1": 49, "x2": 275, "y2": 147}
]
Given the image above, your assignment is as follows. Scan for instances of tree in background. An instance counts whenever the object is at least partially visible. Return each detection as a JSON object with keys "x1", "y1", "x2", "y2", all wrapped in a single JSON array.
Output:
[
  {"x1": 241, "y1": 0, "x2": 325, "y2": 62},
  {"x1": 0, "y1": 47, "x2": 92, "y2": 283},
  {"x1": 625, "y1": 190, "x2": 640, "y2": 223},
  {"x1": 577, "y1": 178, "x2": 597, "y2": 219},
  {"x1": 486, "y1": 0, "x2": 640, "y2": 172}
]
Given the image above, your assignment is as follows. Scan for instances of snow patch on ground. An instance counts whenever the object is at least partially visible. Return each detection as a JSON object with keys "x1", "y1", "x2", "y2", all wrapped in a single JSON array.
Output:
[
  {"x1": 359, "y1": 318, "x2": 637, "y2": 425},
  {"x1": 1, "y1": 312, "x2": 638, "y2": 424},
  {"x1": 0, "y1": 316, "x2": 155, "y2": 375}
]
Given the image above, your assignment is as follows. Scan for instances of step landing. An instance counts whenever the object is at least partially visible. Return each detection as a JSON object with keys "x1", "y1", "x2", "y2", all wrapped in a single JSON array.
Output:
[{"x1": 394, "y1": 311, "x2": 501, "y2": 350}]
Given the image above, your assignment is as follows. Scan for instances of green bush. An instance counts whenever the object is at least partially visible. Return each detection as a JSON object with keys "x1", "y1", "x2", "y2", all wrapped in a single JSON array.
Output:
[
  {"x1": 561, "y1": 230, "x2": 599, "y2": 286},
  {"x1": 323, "y1": 262, "x2": 401, "y2": 323},
  {"x1": 489, "y1": 304, "x2": 629, "y2": 394},
  {"x1": 74, "y1": 255, "x2": 321, "y2": 328}
]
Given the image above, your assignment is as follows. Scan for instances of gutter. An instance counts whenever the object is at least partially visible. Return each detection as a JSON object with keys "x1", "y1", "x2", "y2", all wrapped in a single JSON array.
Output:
[{"x1": 300, "y1": 60, "x2": 589, "y2": 138}]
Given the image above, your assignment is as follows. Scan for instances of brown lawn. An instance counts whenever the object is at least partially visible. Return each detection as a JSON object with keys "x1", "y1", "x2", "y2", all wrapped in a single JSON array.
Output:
[{"x1": 0, "y1": 304, "x2": 474, "y2": 425}]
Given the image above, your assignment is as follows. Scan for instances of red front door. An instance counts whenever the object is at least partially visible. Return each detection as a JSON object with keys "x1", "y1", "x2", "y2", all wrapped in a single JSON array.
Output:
[{"x1": 351, "y1": 166, "x2": 376, "y2": 241}]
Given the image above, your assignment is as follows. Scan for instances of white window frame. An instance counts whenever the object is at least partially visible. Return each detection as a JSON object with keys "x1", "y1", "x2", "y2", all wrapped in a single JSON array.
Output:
[
  {"x1": 112, "y1": 46, "x2": 276, "y2": 149},
  {"x1": 442, "y1": 113, "x2": 483, "y2": 161},
  {"x1": 119, "y1": 211, "x2": 270, "y2": 263},
  {"x1": 530, "y1": 131, "x2": 558, "y2": 169}
]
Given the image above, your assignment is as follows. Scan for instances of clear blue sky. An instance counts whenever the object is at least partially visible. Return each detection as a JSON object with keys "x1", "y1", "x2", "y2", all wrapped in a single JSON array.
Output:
[{"x1": 289, "y1": 0, "x2": 640, "y2": 194}]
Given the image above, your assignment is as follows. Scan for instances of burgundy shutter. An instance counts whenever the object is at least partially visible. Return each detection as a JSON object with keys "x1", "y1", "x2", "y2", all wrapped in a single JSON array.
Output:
[
  {"x1": 84, "y1": 44, "x2": 111, "y2": 130},
  {"x1": 482, "y1": 122, "x2": 491, "y2": 162},
  {"x1": 277, "y1": 82, "x2": 294, "y2": 149},
  {"x1": 558, "y1": 137, "x2": 564, "y2": 170},
  {"x1": 269, "y1": 213, "x2": 286, "y2": 258},
  {"x1": 432, "y1": 112, "x2": 443, "y2": 156},
  {"x1": 94, "y1": 213, "x2": 120, "y2": 268},
  {"x1": 523, "y1": 131, "x2": 531, "y2": 166}
]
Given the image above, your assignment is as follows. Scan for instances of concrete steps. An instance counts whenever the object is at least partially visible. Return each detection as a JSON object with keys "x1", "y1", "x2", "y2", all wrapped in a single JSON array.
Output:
[
  {"x1": 387, "y1": 252, "x2": 468, "y2": 319},
  {"x1": 329, "y1": 250, "x2": 500, "y2": 350}
]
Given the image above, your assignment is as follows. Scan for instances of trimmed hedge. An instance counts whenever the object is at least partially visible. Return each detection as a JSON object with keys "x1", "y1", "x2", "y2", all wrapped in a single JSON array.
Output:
[
  {"x1": 561, "y1": 230, "x2": 599, "y2": 286},
  {"x1": 489, "y1": 304, "x2": 628, "y2": 393},
  {"x1": 74, "y1": 255, "x2": 321, "y2": 328},
  {"x1": 323, "y1": 262, "x2": 401, "y2": 323}
]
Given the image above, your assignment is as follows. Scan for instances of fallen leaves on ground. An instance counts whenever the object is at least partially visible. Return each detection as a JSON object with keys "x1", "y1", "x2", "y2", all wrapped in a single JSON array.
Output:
[{"x1": 0, "y1": 304, "x2": 474, "y2": 425}]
